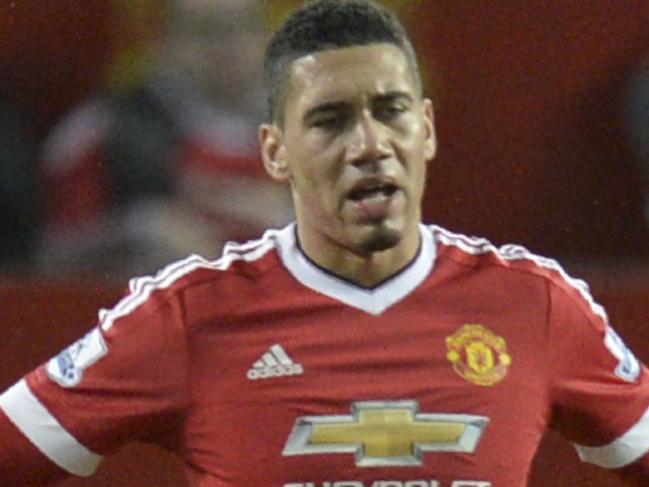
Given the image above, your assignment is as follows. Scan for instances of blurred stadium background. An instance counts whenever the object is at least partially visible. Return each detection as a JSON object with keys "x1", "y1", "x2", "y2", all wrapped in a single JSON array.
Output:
[{"x1": 1, "y1": 1, "x2": 649, "y2": 485}]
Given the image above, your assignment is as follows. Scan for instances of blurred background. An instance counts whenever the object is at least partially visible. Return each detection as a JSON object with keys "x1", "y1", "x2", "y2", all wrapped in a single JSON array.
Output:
[{"x1": 1, "y1": 0, "x2": 649, "y2": 486}]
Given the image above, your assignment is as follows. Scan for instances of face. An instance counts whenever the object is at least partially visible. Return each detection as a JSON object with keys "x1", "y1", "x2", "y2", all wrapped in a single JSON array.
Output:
[{"x1": 261, "y1": 43, "x2": 436, "y2": 258}]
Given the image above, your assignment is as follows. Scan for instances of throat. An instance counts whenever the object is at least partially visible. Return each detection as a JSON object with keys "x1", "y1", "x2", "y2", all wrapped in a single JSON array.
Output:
[
  {"x1": 297, "y1": 225, "x2": 421, "y2": 289},
  {"x1": 345, "y1": 253, "x2": 408, "y2": 288}
]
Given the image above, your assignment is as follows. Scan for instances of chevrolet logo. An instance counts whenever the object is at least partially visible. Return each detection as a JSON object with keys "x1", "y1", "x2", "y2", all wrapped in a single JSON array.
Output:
[{"x1": 283, "y1": 400, "x2": 489, "y2": 467}]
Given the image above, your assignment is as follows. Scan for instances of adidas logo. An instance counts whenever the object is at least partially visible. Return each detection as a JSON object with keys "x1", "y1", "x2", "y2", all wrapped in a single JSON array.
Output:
[{"x1": 247, "y1": 344, "x2": 304, "y2": 380}]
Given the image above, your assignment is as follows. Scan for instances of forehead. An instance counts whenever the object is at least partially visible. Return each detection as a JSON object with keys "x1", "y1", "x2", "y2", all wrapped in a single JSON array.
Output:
[{"x1": 286, "y1": 44, "x2": 417, "y2": 113}]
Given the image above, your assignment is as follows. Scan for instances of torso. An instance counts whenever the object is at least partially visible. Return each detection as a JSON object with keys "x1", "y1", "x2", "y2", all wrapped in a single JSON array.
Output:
[
  {"x1": 19, "y1": 224, "x2": 649, "y2": 487},
  {"x1": 178, "y1": 225, "x2": 552, "y2": 486}
]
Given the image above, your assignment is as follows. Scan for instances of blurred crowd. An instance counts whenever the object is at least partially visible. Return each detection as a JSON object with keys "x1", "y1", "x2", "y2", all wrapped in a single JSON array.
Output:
[
  {"x1": 626, "y1": 55, "x2": 649, "y2": 226},
  {"x1": 0, "y1": 0, "x2": 294, "y2": 281}
]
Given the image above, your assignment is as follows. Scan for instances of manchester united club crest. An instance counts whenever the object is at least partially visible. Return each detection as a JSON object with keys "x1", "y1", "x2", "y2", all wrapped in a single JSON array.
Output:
[{"x1": 446, "y1": 324, "x2": 511, "y2": 386}]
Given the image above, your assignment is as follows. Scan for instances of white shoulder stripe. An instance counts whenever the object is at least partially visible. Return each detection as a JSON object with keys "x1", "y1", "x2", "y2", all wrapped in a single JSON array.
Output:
[
  {"x1": 100, "y1": 255, "x2": 210, "y2": 331},
  {"x1": 0, "y1": 379, "x2": 103, "y2": 476},
  {"x1": 574, "y1": 404, "x2": 649, "y2": 468},
  {"x1": 432, "y1": 225, "x2": 494, "y2": 256},
  {"x1": 100, "y1": 232, "x2": 278, "y2": 331},
  {"x1": 431, "y1": 225, "x2": 608, "y2": 322},
  {"x1": 222, "y1": 234, "x2": 271, "y2": 254},
  {"x1": 217, "y1": 229, "x2": 279, "y2": 267}
]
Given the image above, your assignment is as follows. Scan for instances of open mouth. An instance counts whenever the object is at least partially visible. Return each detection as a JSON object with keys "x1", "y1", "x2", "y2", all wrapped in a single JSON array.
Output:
[{"x1": 348, "y1": 183, "x2": 399, "y2": 202}]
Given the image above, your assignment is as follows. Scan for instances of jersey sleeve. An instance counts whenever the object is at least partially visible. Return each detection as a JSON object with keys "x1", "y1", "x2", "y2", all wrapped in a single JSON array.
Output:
[
  {"x1": 546, "y1": 276, "x2": 649, "y2": 478},
  {"x1": 0, "y1": 274, "x2": 191, "y2": 482}
]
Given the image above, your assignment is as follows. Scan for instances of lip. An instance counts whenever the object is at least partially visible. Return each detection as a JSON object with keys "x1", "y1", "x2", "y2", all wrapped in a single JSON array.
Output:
[
  {"x1": 344, "y1": 177, "x2": 405, "y2": 222},
  {"x1": 345, "y1": 176, "x2": 401, "y2": 202}
]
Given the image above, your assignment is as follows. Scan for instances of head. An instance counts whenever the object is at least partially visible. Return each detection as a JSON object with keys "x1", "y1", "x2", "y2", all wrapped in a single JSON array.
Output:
[
  {"x1": 260, "y1": 0, "x2": 436, "y2": 260},
  {"x1": 263, "y1": 0, "x2": 422, "y2": 126}
]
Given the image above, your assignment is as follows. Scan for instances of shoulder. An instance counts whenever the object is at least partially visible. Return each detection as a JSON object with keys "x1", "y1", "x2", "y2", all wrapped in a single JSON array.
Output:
[
  {"x1": 429, "y1": 224, "x2": 580, "y2": 284},
  {"x1": 99, "y1": 230, "x2": 283, "y2": 331},
  {"x1": 428, "y1": 224, "x2": 605, "y2": 319}
]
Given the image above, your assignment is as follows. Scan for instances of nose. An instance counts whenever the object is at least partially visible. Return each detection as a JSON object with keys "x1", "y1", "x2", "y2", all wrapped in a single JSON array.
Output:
[{"x1": 345, "y1": 109, "x2": 390, "y2": 166}]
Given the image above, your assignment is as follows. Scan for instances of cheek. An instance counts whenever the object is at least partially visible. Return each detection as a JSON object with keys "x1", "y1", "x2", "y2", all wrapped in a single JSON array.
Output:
[
  {"x1": 410, "y1": 154, "x2": 428, "y2": 193},
  {"x1": 397, "y1": 124, "x2": 430, "y2": 171},
  {"x1": 284, "y1": 131, "x2": 346, "y2": 207},
  {"x1": 289, "y1": 160, "x2": 328, "y2": 208},
  {"x1": 295, "y1": 163, "x2": 345, "y2": 217},
  {"x1": 290, "y1": 143, "x2": 341, "y2": 189},
  {"x1": 395, "y1": 139, "x2": 429, "y2": 202}
]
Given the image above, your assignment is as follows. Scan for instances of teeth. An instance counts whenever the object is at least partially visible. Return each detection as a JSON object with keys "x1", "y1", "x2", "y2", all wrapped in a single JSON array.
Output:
[
  {"x1": 350, "y1": 185, "x2": 396, "y2": 201},
  {"x1": 359, "y1": 188, "x2": 383, "y2": 198},
  {"x1": 363, "y1": 191, "x2": 387, "y2": 202}
]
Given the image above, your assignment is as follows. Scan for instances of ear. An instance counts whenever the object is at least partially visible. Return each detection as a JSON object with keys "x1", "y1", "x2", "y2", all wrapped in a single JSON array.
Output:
[
  {"x1": 259, "y1": 123, "x2": 291, "y2": 182},
  {"x1": 422, "y1": 98, "x2": 437, "y2": 161}
]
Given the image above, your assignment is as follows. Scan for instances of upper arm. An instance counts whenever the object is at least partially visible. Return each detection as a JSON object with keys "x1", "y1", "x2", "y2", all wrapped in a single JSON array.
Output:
[
  {"x1": 0, "y1": 282, "x2": 190, "y2": 482},
  {"x1": 547, "y1": 279, "x2": 649, "y2": 477}
]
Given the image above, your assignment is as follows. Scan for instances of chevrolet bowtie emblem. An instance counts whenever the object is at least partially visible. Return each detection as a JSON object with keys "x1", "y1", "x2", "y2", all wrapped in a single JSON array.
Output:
[{"x1": 283, "y1": 400, "x2": 489, "y2": 467}]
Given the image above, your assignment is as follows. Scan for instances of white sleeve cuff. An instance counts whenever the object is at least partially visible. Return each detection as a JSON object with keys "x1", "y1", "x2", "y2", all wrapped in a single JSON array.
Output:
[
  {"x1": 0, "y1": 379, "x2": 103, "y2": 476},
  {"x1": 574, "y1": 404, "x2": 649, "y2": 469}
]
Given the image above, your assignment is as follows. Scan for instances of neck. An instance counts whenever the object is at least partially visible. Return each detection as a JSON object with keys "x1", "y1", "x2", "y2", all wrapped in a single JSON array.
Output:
[{"x1": 296, "y1": 223, "x2": 421, "y2": 288}]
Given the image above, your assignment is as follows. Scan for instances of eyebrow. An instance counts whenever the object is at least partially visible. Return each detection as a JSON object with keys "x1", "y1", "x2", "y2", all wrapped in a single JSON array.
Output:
[{"x1": 373, "y1": 90, "x2": 415, "y2": 105}]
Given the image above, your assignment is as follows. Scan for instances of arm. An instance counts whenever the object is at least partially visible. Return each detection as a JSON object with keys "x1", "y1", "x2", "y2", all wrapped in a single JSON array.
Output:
[
  {"x1": 0, "y1": 271, "x2": 191, "y2": 485},
  {"x1": 546, "y1": 278, "x2": 649, "y2": 484},
  {"x1": 617, "y1": 453, "x2": 649, "y2": 485},
  {"x1": 0, "y1": 406, "x2": 72, "y2": 486}
]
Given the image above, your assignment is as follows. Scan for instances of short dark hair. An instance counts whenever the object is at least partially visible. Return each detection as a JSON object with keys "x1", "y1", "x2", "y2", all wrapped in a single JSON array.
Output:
[{"x1": 264, "y1": 0, "x2": 421, "y2": 124}]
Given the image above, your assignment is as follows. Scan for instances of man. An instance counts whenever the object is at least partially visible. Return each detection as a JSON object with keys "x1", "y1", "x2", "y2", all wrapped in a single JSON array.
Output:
[{"x1": 1, "y1": 1, "x2": 649, "y2": 486}]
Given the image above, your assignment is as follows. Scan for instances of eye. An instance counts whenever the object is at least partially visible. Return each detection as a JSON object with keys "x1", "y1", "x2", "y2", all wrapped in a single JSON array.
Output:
[
  {"x1": 313, "y1": 116, "x2": 338, "y2": 127},
  {"x1": 376, "y1": 103, "x2": 407, "y2": 120},
  {"x1": 311, "y1": 113, "x2": 345, "y2": 131}
]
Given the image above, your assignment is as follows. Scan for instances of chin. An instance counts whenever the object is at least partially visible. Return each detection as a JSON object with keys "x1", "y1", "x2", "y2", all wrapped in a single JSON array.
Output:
[{"x1": 356, "y1": 223, "x2": 403, "y2": 253}]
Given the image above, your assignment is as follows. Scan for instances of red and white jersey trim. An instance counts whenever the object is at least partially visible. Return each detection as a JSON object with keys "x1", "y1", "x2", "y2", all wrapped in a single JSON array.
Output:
[
  {"x1": 100, "y1": 232, "x2": 278, "y2": 332},
  {"x1": 0, "y1": 379, "x2": 103, "y2": 476},
  {"x1": 95, "y1": 223, "x2": 610, "y2": 326},
  {"x1": 574, "y1": 404, "x2": 649, "y2": 468},
  {"x1": 275, "y1": 223, "x2": 436, "y2": 315},
  {"x1": 431, "y1": 225, "x2": 608, "y2": 323}
]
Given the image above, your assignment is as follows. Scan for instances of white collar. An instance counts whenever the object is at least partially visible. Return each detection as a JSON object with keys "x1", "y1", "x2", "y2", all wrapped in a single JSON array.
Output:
[{"x1": 275, "y1": 223, "x2": 436, "y2": 315}]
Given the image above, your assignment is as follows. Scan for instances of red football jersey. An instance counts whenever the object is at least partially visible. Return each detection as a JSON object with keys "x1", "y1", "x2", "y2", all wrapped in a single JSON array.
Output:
[{"x1": 2, "y1": 223, "x2": 649, "y2": 486}]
